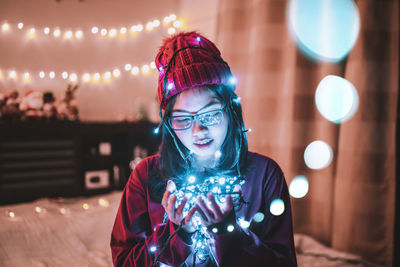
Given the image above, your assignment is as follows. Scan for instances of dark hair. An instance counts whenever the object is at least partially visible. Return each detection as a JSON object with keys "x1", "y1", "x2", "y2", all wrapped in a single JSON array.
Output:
[{"x1": 147, "y1": 85, "x2": 248, "y2": 202}]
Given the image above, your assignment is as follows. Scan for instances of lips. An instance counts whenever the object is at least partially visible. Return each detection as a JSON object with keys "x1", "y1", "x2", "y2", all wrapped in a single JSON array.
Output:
[{"x1": 194, "y1": 139, "x2": 213, "y2": 148}]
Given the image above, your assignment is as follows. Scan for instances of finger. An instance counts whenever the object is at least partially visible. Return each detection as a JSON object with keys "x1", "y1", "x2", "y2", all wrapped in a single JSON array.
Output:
[
  {"x1": 197, "y1": 196, "x2": 214, "y2": 220},
  {"x1": 167, "y1": 194, "x2": 177, "y2": 218},
  {"x1": 167, "y1": 180, "x2": 176, "y2": 193},
  {"x1": 184, "y1": 206, "x2": 197, "y2": 224},
  {"x1": 207, "y1": 193, "x2": 223, "y2": 218},
  {"x1": 176, "y1": 197, "x2": 187, "y2": 217},
  {"x1": 193, "y1": 204, "x2": 209, "y2": 223},
  {"x1": 161, "y1": 188, "x2": 171, "y2": 209},
  {"x1": 225, "y1": 195, "x2": 233, "y2": 213}
]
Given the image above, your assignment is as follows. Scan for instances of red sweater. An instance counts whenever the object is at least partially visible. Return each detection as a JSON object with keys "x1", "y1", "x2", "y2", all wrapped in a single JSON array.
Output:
[{"x1": 110, "y1": 152, "x2": 297, "y2": 266}]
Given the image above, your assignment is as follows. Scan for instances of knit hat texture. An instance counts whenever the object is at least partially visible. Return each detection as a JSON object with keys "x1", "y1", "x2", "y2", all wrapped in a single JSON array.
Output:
[{"x1": 155, "y1": 31, "x2": 234, "y2": 109}]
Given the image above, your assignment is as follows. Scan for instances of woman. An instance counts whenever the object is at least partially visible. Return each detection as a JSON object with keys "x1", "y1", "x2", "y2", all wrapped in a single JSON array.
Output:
[{"x1": 111, "y1": 32, "x2": 297, "y2": 266}]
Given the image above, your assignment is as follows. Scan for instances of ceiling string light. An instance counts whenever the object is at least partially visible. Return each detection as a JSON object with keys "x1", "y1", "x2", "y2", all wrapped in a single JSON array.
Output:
[{"x1": 0, "y1": 14, "x2": 183, "y2": 41}]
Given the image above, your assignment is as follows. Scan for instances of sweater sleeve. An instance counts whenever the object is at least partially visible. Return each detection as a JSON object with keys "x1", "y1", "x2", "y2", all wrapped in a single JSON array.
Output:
[
  {"x1": 210, "y1": 160, "x2": 298, "y2": 267},
  {"x1": 110, "y1": 158, "x2": 192, "y2": 266}
]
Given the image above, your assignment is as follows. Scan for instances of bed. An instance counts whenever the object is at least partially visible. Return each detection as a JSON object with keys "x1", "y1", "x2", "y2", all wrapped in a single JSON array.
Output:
[{"x1": 0, "y1": 191, "x2": 379, "y2": 267}]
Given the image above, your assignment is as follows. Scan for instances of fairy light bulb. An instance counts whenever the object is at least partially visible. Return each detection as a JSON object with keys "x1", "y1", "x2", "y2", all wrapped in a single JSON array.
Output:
[
  {"x1": 91, "y1": 27, "x2": 98, "y2": 34},
  {"x1": 150, "y1": 62, "x2": 156, "y2": 69},
  {"x1": 26, "y1": 28, "x2": 36, "y2": 40},
  {"x1": 39, "y1": 71, "x2": 45, "y2": 79},
  {"x1": 103, "y1": 71, "x2": 112, "y2": 81},
  {"x1": 120, "y1": 27, "x2": 127, "y2": 35},
  {"x1": 75, "y1": 30, "x2": 83, "y2": 39},
  {"x1": 169, "y1": 14, "x2": 177, "y2": 21},
  {"x1": 188, "y1": 175, "x2": 196, "y2": 183},
  {"x1": 167, "y1": 83, "x2": 174, "y2": 90},
  {"x1": 9, "y1": 70, "x2": 17, "y2": 80},
  {"x1": 109, "y1": 28, "x2": 117, "y2": 38},
  {"x1": 150, "y1": 246, "x2": 157, "y2": 253},
  {"x1": 2, "y1": 23, "x2": 10, "y2": 32},
  {"x1": 82, "y1": 203, "x2": 89, "y2": 210},
  {"x1": 173, "y1": 20, "x2": 183, "y2": 28},
  {"x1": 164, "y1": 16, "x2": 171, "y2": 24},
  {"x1": 8, "y1": 211, "x2": 15, "y2": 218},
  {"x1": 146, "y1": 22, "x2": 154, "y2": 31},
  {"x1": 17, "y1": 22, "x2": 23, "y2": 29},
  {"x1": 124, "y1": 64, "x2": 132, "y2": 71},
  {"x1": 130, "y1": 25, "x2": 137, "y2": 33},
  {"x1": 141, "y1": 64, "x2": 150, "y2": 74},
  {"x1": 82, "y1": 73, "x2": 91, "y2": 83},
  {"x1": 136, "y1": 24, "x2": 143, "y2": 32},
  {"x1": 93, "y1": 73, "x2": 100, "y2": 82},
  {"x1": 168, "y1": 27, "x2": 176, "y2": 35},
  {"x1": 100, "y1": 29, "x2": 107, "y2": 36},
  {"x1": 62, "y1": 71, "x2": 68, "y2": 79},
  {"x1": 43, "y1": 27, "x2": 50, "y2": 35},
  {"x1": 69, "y1": 73, "x2": 78, "y2": 83},
  {"x1": 113, "y1": 68, "x2": 120, "y2": 78},
  {"x1": 153, "y1": 20, "x2": 160, "y2": 27},
  {"x1": 131, "y1": 66, "x2": 139, "y2": 75},
  {"x1": 49, "y1": 71, "x2": 55, "y2": 79},
  {"x1": 22, "y1": 72, "x2": 31, "y2": 83},
  {"x1": 153, "y1": 126, "x2": 160, "y2": 134},
  {"x1": 64, "y1": 30, "x2": 73, "y2": 40},
  {"x1": 53, "y1": 28, "x2": 61, "y2": 38}
]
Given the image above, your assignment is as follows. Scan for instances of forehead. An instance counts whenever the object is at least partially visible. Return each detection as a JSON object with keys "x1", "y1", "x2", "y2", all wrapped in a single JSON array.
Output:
[{"x1": 173, "y1": 87, "x2": 221, "y2": 112}]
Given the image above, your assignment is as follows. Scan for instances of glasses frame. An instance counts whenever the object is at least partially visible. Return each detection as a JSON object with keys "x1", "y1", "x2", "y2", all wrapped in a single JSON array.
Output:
[{"x1": 168, "y1": 107, "x2": 226, "y2": 131}]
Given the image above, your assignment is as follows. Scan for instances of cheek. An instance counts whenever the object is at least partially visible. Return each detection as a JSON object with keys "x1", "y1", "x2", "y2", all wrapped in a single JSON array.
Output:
[{"x1": 174, "y1": 131, "x2": 191, "y2": 146}]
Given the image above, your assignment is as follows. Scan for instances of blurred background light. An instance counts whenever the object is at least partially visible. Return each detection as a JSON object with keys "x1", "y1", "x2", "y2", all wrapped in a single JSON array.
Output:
[
  {"x1": 287, "y1": 0, "x2": 360, "y2": 62},
  {"x1": 270, "y1": 199, "x2": 285, "y2": 216},
  {"x1": 289, "y1": 175, "x2": 309, "y2": 198},
  {"x1": 304, "y1": 140, "x2": 333, "y2": 170},
  {"x1": 315, "y1": 75, "x2": 359, "y2": 123}
]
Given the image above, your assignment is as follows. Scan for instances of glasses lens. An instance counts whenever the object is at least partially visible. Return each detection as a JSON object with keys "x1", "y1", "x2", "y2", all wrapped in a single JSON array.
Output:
[
  {"x1": 170, "y1": 116, "x2": 192, "y2": 130},
  {"x1": 198, "y1": 110, "x2": 223, "y2": 126}
]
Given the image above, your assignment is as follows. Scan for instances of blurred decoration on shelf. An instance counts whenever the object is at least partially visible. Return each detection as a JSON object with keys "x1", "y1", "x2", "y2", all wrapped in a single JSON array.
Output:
[{"x1": 0, "y1": 84, "x2": 80, "y2": 122}]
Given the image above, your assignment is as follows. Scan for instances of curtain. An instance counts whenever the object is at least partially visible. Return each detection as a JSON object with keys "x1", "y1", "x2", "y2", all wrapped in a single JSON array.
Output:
[{"x1": 215, "y1": 0, "x2": 398, "y2": 266}]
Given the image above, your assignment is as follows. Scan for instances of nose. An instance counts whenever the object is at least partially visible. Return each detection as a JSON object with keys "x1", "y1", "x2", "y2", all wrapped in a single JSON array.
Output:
[{"x1": 192, "y1": 119, "x2": 208, "y2": 136}]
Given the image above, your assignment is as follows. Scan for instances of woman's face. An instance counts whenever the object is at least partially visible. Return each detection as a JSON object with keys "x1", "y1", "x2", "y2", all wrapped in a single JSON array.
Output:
[{"x1": 171, "y1": 87, "x2": 228, "y2": 162}]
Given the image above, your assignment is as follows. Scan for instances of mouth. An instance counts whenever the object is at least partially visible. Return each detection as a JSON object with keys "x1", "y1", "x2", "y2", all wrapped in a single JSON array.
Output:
[{"x1": 193, "y1": 139, "x2": 213, "y2": 149}]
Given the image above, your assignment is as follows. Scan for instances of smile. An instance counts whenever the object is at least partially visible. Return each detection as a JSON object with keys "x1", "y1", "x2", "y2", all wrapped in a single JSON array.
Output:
[{"x1": 194, "y1": 139, "x2": 213, "y2": 147}]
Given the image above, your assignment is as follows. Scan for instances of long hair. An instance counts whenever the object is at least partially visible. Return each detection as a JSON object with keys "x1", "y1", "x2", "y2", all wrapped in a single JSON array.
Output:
[{"x1": 147, "y1": 84, "x2": 248, "y2": 202}]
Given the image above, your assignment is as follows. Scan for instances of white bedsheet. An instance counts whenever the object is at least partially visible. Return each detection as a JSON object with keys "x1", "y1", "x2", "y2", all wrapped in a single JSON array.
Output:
[{"x1": 0, "y1": 192, "x2": 378, "y2": 267}]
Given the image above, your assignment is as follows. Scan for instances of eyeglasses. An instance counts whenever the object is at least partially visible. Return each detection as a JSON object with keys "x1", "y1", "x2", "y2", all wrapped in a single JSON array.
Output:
[{"x1": 168, "y1": 108, "x2": 225, "y2": 130}]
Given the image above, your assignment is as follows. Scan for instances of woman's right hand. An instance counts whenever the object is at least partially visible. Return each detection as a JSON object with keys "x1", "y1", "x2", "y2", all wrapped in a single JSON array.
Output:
[{"x1": 161, "y1": 180, "x2": 197, "y2": 233}]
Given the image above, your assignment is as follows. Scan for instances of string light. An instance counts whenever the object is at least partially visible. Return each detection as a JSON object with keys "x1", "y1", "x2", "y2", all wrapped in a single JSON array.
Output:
[
  {"x1": 150, "y1": 62, "x2": 156, "y2": 69},
  {"x1": 39, "y1": 71, "x2": 45, "y2": 79},
  {"x1": 82, "y1": 73, "x2": 91, "y2": 83},
  {"x1": 2, "y1": 23, "x2": 10, "y2": 32},
  {"x1": 61, "y1": 71, "x2": 68, "y2": 79},
  {"x1": 82, "y1": 203, "x2": 90, "y2": 210},
  {"x1": 141, "y1": 64, "x2": 150, "y2": 74},
  {"x1": 131, "y1": 66, "x2": 139, "y2": 75},
  {"x1": 69, "y1": 73, "x2": 78, "y2": 83},
  {"x1": 173, "y1": 20, "x2": 183, "y2": 28},
  {"x1": 112, "y1": 68, "x2": 121, "y2": 78},
  {"x1": 53, "y1": 28, "x2": 61, "y2": 38},
  {"x1": 75, "y1": 30, "x2": 83, "y2": 39},
  {"x1": 120, "y1": 27, "x2": 127, "y2": 35},
  {"x1": 168, "y1": 27, "x2": 176, "y2": 35},
  {"x1": 49, "y1": 71, "x2": 55, "y2": 79},
  {"x1": 43, "y1": 27, "x2": 50, "y2": 35},
  {"x1": 100, "y1": 28, "x2": 107, "y2": 36},
  {"x1": 26, "y1": 28, "x2": 36, "y2": 40},
  {"x1": 124, "y1": 64, "x2": 132, "y2": 71},
  {"x1": 64, "y1": 30, "x2": 73, "y2": 40},
  {"x1": 168, "y1": 175, "x2": 245, "y2": 262},
  {"x1": 8, "y1": 70, "x2": 17, "y2": 80},
  {"x1": 17, "y1": 22, "x2": 23, "y2": 29},
  {"x1": 91, "y1": 27, "x2": 98, "y2": 34},
  {"x1": 93, "y1": 73, "x2": 101, "y2": 83},
  {"x1": 109, "y1": 28, "x2": 117, "y2": 38}
]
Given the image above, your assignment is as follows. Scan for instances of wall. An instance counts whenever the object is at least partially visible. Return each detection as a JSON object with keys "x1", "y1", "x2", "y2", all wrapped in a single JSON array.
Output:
[{"x1": 0, "y1": 0, "x2": 218, "y2": 122}]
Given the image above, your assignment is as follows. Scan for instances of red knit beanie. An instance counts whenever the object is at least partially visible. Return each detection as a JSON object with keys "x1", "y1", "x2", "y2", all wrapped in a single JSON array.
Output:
[{"x1": 155, "y1": 31, "x2": 235, "y2": 109}]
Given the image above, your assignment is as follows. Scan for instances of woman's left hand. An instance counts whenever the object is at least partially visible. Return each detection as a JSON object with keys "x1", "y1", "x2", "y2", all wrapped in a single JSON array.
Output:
[{"x1": 195, "y1": 193, "x2": 233, "y2": 227}]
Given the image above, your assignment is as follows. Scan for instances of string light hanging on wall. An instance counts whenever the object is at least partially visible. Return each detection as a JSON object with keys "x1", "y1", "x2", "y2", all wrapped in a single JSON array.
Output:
[{"x1": 0, "y1": 14, "x2": 184, "y2": 41}]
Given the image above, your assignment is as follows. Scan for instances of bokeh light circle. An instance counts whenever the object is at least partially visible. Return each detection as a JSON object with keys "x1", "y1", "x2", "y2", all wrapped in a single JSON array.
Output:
[
  {"x1": 315, "y1": 75, "x2": 359, "y2": 124},
  {"x1": 289, "y1": 175, "x2": 309, "y2": 198},
  {"x1": 253, "y1": 212, "x2": 265, "y2": 223},
  {"x1": 270, "y1": 199, "x2": 285, "y2": 216},
  {"x1": 304, "y1": 140, "x2": 333, "y2": 170},
  {"x1": 288, "y1": 0, "x2": 360, "y2": 62}
]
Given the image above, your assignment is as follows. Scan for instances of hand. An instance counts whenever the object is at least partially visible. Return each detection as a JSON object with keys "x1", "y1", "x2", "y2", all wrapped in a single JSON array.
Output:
[
  {"x1": 161, "y1": 180, "x2": 197, "y2": 233},
  {"x1": 196, "y1": 185, "x2": 242, "y2": 228}
]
